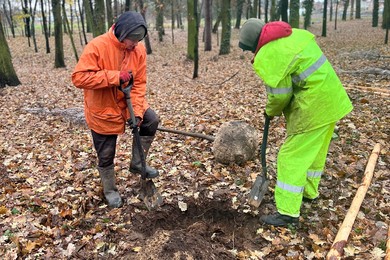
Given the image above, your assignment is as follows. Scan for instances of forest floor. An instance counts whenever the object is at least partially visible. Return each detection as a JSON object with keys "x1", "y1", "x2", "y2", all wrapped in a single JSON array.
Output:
[{"x1": 0, "y1": 18, "x2": 389, "y2": 259}]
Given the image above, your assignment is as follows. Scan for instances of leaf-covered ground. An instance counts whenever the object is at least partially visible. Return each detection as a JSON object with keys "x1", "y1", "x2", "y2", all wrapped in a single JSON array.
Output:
[{"x1": 1, "y1": 18, "x2": 389, "y2": 259}]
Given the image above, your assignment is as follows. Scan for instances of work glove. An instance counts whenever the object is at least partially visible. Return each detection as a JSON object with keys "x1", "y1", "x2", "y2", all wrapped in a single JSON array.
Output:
[
  {"x1": 119, "y1": 71, "x2": 132, "y2": 84},
  {"x1": 264, "y1": 111, "x2": 274, "y2": 120},
  {"x1": 128, "y1": 117, "x2": 142, "y2": 129}
]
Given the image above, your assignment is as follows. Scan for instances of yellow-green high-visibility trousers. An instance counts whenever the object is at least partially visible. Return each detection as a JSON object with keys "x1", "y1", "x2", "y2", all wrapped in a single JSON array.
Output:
[{"x1": 275, "y1": 122, "x2": 336, "y2": 217}]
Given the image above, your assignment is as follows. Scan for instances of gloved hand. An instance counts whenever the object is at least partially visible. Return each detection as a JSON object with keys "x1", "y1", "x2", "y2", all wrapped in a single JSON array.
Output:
[
  {"x1": 264, "y1": 111, "x2": 274, "y2": 120},
  {"x1": 128, "y1": 117, "x2": 142, "y2": 129},
  {"x1": 119, "y1": 71, "x2": 132, "y2": 84}
]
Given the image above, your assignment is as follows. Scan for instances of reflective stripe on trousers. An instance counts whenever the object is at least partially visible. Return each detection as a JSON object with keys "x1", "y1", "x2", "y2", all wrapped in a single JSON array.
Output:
[{"x1": 275, "y1": 122, "x2": 336, "y2": 217}]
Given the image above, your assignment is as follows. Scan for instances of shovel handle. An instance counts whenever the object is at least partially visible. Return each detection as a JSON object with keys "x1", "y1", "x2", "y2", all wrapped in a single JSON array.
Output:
[
  {"x1": 119, "y1": 83, "x2": 147, "y2": 180},
  {"x1": 261, "y1": 115, "x2": 271, "y2": 180}
]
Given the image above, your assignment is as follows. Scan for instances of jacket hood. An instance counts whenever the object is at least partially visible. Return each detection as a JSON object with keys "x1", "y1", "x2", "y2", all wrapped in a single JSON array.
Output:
[
  {"x1": 254, "y1": 21, "x2": 292, "y2": 55},
  {"x1": 114, "y1": 11, "x2": 147, "y2": 42}
]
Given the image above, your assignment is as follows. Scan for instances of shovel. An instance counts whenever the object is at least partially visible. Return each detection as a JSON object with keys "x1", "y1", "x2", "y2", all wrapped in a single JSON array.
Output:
[
  {"x1": 120, "y1": 82, "x2": 163, "y2": 210},
  {"x1": 248, "y1": 114, "x2": 271, "y2": 208}
]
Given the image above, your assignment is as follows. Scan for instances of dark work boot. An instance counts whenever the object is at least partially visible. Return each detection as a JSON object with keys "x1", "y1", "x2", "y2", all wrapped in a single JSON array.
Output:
[
  {"x1": 130, "y1": 136, "x2": 159, "y2": 178},
  {"x1": 260, "y1": 212, "x2": 299, "y2": 227},
  {"x1": 98, "y1": 165, "x2": 123, "y2": 208}
]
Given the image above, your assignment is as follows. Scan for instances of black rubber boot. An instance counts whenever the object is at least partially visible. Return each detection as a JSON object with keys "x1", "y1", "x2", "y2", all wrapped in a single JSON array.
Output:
[
  {"x1": 98, "y1": 165, "x2": 123, "y2": 208},
  {"x1": 130, "y1": 136, "x2": 159, "y2": 178},
  {"x1": 260, "y1": 212, "x2": 299, "y2": 227}
]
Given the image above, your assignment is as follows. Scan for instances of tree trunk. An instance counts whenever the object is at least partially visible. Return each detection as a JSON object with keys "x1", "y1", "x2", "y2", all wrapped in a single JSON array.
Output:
[
  {"x1": 303, "y1": 0, "x2": 313, "y2": 29},
  {"x1": 322, "y1": 0, "x2": 328, "y2": 37},
  {"x1": 193, "y1": 0, "x2": 199, "y2": 78},
  {"x1": 330, "y1": 0, "x2": 333, "y2": 21},
  {"x1": 355, "y1": 0, "x2": 361, "y2": 19},
  {"x1": 93, "y1": 0, "x2": 106, "y2": 36},
  {"x1": 280, "y1": 0, "x2": 288, "y2": 22},
  {"x1": 22, "y1": 0, "x2": 31, "y2": 47},
  {"x1": 78, "y1": 0, "x2": 88, "y2": 44},
  {"x1": 52, "y1": 0, "x2": 66, "y2": 68},
  {"x1": 106, "y1": 0, "x2": 113, "y2": 26},
  {"x1": 29, "y1": 0, "x2": 39, "y2": 53},
  {"x1": 4, "y1": 0, "x2": 16, "y2": 38},
  {"x1": 289, "y1": 0, "x2": 300, "y2": 28},
  {"x1": 155, "y1": 0, "x2": 164, "y2": 42},
  {"x1": 138, "y1": 0, "x2": 152, "y2": 54},
  {"x1": 187, "y1": 0, "x2": 196, "y2": 59},
  {"x1": 0, "y1": 18, "x2": 21, "y2": 87},
  {"x1": 252, "y1": 0, "x2": 258, "y2": 18},
  {"x1": 83, "y1": 0, "x2": 93, "y2": 34},
  {"x1": 350, "y1": 0, "x2": 354, "y2": 20},
  {"x1": 204, "y1": 0, "x2": 212, "y2": 50},
  {"x1": 342, "y1": 0, "x2": 349, "y2": 21},
  {"x1": 219, "y1": 0, "x2": 231, "y2": 55},
  {"x1": 235, "y1": 0, "x2": 244, "y2": 29},
  {"x1": 335, "y1": 0, "x2": 339, "y2": 30},
  {"x1": 382, "y1": 0, "x2": 390, "y2": 30},
  {"x1": 125, "y1": 0, "x2": 131, "y2": 10},
  {"x1": 372, "y1": 0, "x2": 379, "y2": 27},
  {"x1": 62, "y1": 0, "x2": 79, "y2": 61},
  {"x1": 265, "y1": 0, "x2": 269, "y2": 22},
  {"x1": 41, "y1": 0, "x2": 50, "y2": 53}
]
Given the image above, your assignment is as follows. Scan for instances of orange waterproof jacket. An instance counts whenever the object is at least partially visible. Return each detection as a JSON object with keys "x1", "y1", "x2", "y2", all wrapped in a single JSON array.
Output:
[{"x1": 72, "y1": 28, "x2": 149, "y2": 135}]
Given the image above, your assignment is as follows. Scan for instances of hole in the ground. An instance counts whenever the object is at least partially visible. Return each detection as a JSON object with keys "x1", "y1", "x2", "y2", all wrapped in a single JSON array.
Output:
[{"x1": 126, "y1": 198, "x2": 265, "y2": 259}]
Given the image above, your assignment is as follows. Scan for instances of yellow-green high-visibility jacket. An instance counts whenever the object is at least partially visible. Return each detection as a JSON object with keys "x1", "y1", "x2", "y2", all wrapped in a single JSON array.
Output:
[{"x1": 253, "y1": 29, "x2": 353, "y2": 135}]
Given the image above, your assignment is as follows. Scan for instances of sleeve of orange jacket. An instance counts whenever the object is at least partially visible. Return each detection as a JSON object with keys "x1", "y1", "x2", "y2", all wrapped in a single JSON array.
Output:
[
  {"x1": 72, "y1": 42, "x2": 120, "y2": 90},
  {"x1": 130, "y1": 44, "x2": 148, "y2": 119}
]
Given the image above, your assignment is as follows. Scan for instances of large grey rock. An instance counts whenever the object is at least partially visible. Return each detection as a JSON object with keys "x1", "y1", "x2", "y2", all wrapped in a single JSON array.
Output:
[{"x1": 212, "y1": 121, "x2": 259, "y2": 165}]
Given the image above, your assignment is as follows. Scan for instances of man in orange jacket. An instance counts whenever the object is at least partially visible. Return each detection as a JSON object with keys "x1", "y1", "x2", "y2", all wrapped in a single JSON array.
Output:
[{"x1": 72, "y1": 11, "x2": 159, "y2": 208}]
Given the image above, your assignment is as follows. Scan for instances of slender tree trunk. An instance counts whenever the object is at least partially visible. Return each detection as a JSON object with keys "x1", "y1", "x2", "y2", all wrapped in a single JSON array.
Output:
[
  {"x1": 383, "y1": 0, "x2": 390, "y2": 32},
  {"x1": 0, "y1": 19, "x2": 20, "y2": 87},
  {"x1": 106, "y1": 0, "x2": 113, "y2": 26},
  {"x1": 372, "y1": 0, "x2": 379, "y2": 27},
  {"x1": 83, "y1": 0, "x2": 93, "y2": 33},
  {"x1": 330, "y1": 0, "x2": 333, "y2": 21},
  {"x1": 219, "y1": 0, "x2": 231, "y2": 55},
  {"x1": 62, "y1": 0, "x2": 79, "y2": 61},
  {"x1": 138, "y1": 0, "x2": 152, "y2": 54},
  {"x1": 204, "y1": 0, "x2": 212, "y2": 50},
  {"x1": 193, "y1": 0, "x2": 199, "y2": 78},
  {"x1": 342, "y1": 0, "x2": 349, "y2": 21},
  {"x1": 322, "y1": 0, "x2": 328, "y2": 37},
  {"x1": 350, "y1": 0, "x2": 354, "y2": 20},
  {"x1": 41, "y1": 0, "x2": 50, "y2": 53},
  {"x1": 78, "y1": 0, "x2": 88, "y2": 44},
  {"x1": 52, "y1": 0, "x2": 65, "y2": 68},
  {"x1": 355, "y1": 0, "x2": 361, "y2": 19},
  {"x1": 252, "y1": 0, "x2": 258, "y2": 18},
  {"x1": 4, "y1": 0, "x2": 16, "y2": 38},
  {"x1": 187, "y1": 0, "x2": 196, "y2": 59},
  {"x1": 155, "y1": 0, "x2": 164, "y2": 42},
  {"x1": 265, "y1": 0, "x2": 269, "y2": 22},
  {"x1": 289, "y1": 0, "x2": 300, "y2": 28},
  {"x1": 22, "y1": 0, "x2": 31, "y2": 47},
  {"x1": 303, "y1": 0, "x2": 313, "y2": 29},
  {"x1": 235, "y1": 0, "x2": 244, "y2": 29},
  {"x1": 280, "y1": 0, "x2": 288, "y2": 22},
  {"x1": 94, "y1": 0, "x2": 106, "y2": 36},
  {"x1": 335, "y1": 0, "x2": 339, "y2": 29},
  {"x1": 29, "y1": 0, "x2": 39, "y2": 53},
  {"x1": 171, "y1": 0, "x2": 175, "y2": 44}
]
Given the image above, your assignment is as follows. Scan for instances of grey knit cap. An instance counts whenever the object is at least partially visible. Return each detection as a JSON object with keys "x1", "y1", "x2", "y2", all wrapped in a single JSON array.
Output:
[
  {"x1": 114, "y1": 11, "x2": 147, "y2": 42},
  {"x1": 239, "y1": 18, "x2": 265, "y2": 52}
]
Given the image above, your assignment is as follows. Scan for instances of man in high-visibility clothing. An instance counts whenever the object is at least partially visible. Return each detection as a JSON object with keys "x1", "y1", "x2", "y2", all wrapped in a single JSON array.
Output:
[{"x1": 239, "y1": 19, "x2": 353, "y2": 227}]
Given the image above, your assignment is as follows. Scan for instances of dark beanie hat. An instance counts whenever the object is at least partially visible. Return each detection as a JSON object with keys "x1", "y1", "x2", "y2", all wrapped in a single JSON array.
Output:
[
  {"x1": 239, "y1": 18, "x2": 265, "y2": 52},
  {"x1": 114, "y1": 11, "x2": 147, "y2": 42}
]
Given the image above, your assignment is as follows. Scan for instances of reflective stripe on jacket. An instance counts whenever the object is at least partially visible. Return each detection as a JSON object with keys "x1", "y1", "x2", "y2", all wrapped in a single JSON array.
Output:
[
  {"x1": 72, "y1": 28, "x2": 149, "y2": 135},
  {"x1": 253, "y1": 29, "x2": 353, "y2": 135}
]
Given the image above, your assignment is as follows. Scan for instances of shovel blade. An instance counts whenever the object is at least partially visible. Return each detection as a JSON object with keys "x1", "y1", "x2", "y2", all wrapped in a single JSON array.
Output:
[
  {"x1": 248, "y1": 176, "x2": 270, "y2": 208},
  {"x1": 139, "y1": 179, "x2": 163, "y2": 210}
]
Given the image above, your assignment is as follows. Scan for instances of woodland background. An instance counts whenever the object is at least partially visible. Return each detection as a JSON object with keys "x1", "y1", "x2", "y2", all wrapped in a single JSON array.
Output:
[{"x1": 1, "y1": 0, "x2": 390, "y2": 259}]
